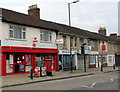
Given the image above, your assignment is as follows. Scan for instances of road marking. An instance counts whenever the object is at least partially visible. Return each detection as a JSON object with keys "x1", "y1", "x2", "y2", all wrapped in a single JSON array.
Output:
[
  {"x1": 111, "y1": 78, "x2": 114, "y2": 82},
  {"x1": 81, "y1": 82, "x2": 96, "y2": 88},
  {"x1": 91, "y1": 82, "x2": 96, "y2": 87}
]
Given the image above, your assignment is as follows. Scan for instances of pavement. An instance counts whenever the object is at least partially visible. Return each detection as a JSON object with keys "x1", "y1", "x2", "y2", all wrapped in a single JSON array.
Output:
[{"x1": 1, "y1": 66, "x2": 119, "y2": 88}]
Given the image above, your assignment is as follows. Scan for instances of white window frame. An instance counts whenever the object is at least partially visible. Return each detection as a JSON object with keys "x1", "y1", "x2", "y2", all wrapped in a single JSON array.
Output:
[
  {"x1": 40, "y1": 30, "x2": 52, "y2": 42},
  {"x1": 9, "y1": 25, "x2": 26, "y2": 40},
  {"x1": 90, "y1": 41, "x2": 94, "y2": 47}
]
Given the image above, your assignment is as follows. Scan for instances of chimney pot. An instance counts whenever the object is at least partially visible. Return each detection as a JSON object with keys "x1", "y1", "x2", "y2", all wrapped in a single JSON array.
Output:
[
  {"x1": 98, "y1": 27, "x2": 106, "y2": 35},
  {"x1": 110, "y1": 33, "x2": 117, "y2": 39},
  {"x1": 28, "y1": 4, "x2": 40, "y2": 19}
]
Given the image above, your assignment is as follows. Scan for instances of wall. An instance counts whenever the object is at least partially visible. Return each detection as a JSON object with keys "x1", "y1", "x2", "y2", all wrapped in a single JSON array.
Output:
[
  {"x1": 107, "y1": 42, "x2": 115, "y2": 55},
  {"x1": 0, "y1": 19, "x2": 2, "y2": 44},
  {"x1": 92, "y1": 40, "x2": 99, "y2": 51},
  {"x1": 2, "y1": 22, "x2": 57, "y2": 49}
]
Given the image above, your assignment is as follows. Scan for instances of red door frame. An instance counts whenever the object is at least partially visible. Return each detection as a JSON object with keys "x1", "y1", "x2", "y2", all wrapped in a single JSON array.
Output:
[
  {"x1": 12, "y1": 54, "x2": 26, "y2": 73},
  {"x1": 2, "y1": 54, "x2": 6, "y2": 76}
]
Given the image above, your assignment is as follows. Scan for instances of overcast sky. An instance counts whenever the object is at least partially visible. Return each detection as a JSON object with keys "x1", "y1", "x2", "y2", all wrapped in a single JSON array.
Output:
[{"x1": 0, "y1": 0, "x2": 119, "y2": 36}]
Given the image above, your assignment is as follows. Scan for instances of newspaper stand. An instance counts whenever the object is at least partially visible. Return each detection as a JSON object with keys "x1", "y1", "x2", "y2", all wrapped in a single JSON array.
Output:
[{"x1": 40, "y1": 67, "x2": 46, "y2": 77}]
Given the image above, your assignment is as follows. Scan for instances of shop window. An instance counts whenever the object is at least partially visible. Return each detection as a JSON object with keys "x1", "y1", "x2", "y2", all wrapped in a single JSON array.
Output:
[
  {"x1": 90, "y1": 55, "x2": 95, "y2": 65},
  {"x1": 102, "y1": 56, "x2": 107, "y2": 63},
  {"x1": 63, "y1": 35, "x2": 66, "y2": 47},
  {"x1": 109, "y1": 56, "x2": 112, "y2": 63},
  {"x1": 63, "y1": 55, "x2": 71, "y2": 70},
  {"x1": 36, "y1": 55, "x2": 45, "y2": 68},
  {"x1": 25, "y1": 55, "x2": 32, "y2": 72},
  {"x1": 6, "y1": 54, "x2": 14, "y2": 73}
]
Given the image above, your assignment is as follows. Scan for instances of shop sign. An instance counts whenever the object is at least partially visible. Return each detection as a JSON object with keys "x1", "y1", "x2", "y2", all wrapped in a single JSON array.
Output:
[
  {"x1": 59, "y1": 50, "x2": 75, "y2": 54},
  {"x1": 33, "y1": 36, "x2": 38, "y2": 42},
  {"x1": 85, "y1": 46, "x2": 91, "y2": 51},
  {"x1": 77, "y1": 50, "x2": 98, "y2": 54},
  {"x1": 86, "y1": 51, "x2": 99, "y2": 54},
  {"x1": 99, "y1": 51, "x2": 107, "y2": 55},
  {"x1": 102, "y1": 45, "x2": 106, "y2": 50},
  {"x1": 62, "y1": 51, "x2": 70, "y2": 53},
  {"x1": 56, "y1": 39, "x2": 63, "y2": 44}
]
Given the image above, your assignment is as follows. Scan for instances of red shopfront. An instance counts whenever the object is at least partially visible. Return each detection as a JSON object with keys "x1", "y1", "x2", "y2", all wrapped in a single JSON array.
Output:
[{"x1": 1, "y1": 46, "x2": 59, "y2": 76}]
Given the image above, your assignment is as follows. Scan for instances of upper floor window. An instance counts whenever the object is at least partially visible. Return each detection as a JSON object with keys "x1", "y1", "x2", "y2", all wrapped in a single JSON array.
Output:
[
  {"x1": 9, "y1": 25, "x2": 26, "y2": 39},
  {"x1": 71, "y1": 37, "x2": 77, "y2": 47},
  {"x1": 80, "y1": 38, "x2": 84, "y2": 44},
  {"x1": 90, "y1": 41, "x2": 94, "y2": 47},
  {"x1": 75, "y1": 37, "x2": 77, "y2": 47},
  {"x1": 40, "y1": 30, "x2": 52, "y2": 42},
  {"x1": 63, "y1": 35, "x2": 66, "y2": 47},
  {"x1": 70, "y1": 37, "x2": 73, "y2": 47}
]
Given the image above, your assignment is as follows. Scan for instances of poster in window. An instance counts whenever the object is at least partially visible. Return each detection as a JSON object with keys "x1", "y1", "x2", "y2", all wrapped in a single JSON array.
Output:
[
  {"x1": 9, "y1": 54, "x2": 13, "y2": 64},
  {"x1": 25, "y1": 55, "x2": 31, "y2": 64},
  {"x1": 25, "y1": 55, "x2": 31, "y2": 71},
  {"x1": 20, "y1": 64, "x2": 24, "y2": 72}
]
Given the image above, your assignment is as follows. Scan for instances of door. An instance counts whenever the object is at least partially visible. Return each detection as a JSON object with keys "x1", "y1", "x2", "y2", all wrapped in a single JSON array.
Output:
[{"x1": 13, "y1": 55, "x2": 25, "y2": 73}]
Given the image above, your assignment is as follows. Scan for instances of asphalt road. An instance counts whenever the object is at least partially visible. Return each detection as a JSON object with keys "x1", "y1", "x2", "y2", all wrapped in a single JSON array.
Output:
[{"x1": 2, "y1": 71, "x2": 119, "y2": 91}]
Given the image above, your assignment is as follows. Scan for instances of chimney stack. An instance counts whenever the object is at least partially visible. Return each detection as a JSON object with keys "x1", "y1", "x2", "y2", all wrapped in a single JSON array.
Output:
[
  {"x1": 28, "y1": 4, "x2": 40, "y2": 19},
  {"x1": 117, "y1": 36, "x2": 120, "y2": 39},
  {"x1": 98, "y1": 27, "x2": 106, "y2": 35},
  {"x1": 110, "y1": 33, "x2": 117, "y2": 39}
]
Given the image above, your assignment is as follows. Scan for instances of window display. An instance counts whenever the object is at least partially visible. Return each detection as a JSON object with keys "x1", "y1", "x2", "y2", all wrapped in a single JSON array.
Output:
[
  {"x1": 6, "y1": 54, "x2": 13, "y2": 73},
  {"x1": 90, "y1": 55, "x2": 95, "y2": 64},
  {"x1": 25, "y1": 55, "x2": 31, "y2": 72},
  {"x1": 36, "y1": 55, "x2": 45, "y2": 71}
]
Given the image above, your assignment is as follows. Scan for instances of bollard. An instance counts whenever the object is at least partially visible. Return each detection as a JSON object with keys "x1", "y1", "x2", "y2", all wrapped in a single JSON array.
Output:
[{"x1": 30, "y1": 68, "x2": 33, "y2": 80}]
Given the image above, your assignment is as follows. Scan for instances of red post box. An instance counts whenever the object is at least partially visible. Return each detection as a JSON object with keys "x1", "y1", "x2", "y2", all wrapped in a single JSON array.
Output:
[{"x1": 45, "y1": 60, "x2": 52, "y2": 76}]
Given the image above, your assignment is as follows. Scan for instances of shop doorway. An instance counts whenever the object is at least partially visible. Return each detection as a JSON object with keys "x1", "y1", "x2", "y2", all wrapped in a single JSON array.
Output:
[{"x1": 13, "y1": 55, "x2": 25, "y2": 73}]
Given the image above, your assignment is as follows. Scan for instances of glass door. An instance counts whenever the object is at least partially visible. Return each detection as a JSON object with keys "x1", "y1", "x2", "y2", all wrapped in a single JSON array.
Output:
[{"x1": 13, "y1": 55, "x2": 25, "y2": 73}]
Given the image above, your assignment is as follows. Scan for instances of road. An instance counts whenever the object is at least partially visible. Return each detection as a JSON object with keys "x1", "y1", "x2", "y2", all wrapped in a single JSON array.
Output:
[{"x1": 2, "y1": 71, "x2": 119, "y2": 91}]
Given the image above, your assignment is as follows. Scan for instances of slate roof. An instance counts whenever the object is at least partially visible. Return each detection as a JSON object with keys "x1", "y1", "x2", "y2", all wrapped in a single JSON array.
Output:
[{"x1": 0, "y1": 8, "x2": 119, "y2": 44}]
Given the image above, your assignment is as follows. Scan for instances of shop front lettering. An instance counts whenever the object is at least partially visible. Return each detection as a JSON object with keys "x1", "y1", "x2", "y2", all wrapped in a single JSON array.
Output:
[{"x1": 62, "y1": 51, "x2": 70, "y2": 53}]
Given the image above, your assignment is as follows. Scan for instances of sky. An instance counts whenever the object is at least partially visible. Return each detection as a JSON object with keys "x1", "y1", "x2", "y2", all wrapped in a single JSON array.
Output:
[{"x1": 0, "y1": 0, "x2": 119, "y2": 36}]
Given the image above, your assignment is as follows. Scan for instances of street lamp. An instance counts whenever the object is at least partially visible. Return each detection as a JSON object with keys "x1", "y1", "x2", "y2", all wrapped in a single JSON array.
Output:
[
  {"x1": 68, "y1": 0, "x2": 79, "y2": 26},
  {"x1": 68, "y1": 0, "x2": 79, "y2": 73}
]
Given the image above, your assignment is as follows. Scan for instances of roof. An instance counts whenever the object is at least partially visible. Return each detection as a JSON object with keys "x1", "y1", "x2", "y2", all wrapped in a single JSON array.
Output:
[{"x1": 0, "y1": 8, "x2": 119, "y2": 44}]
